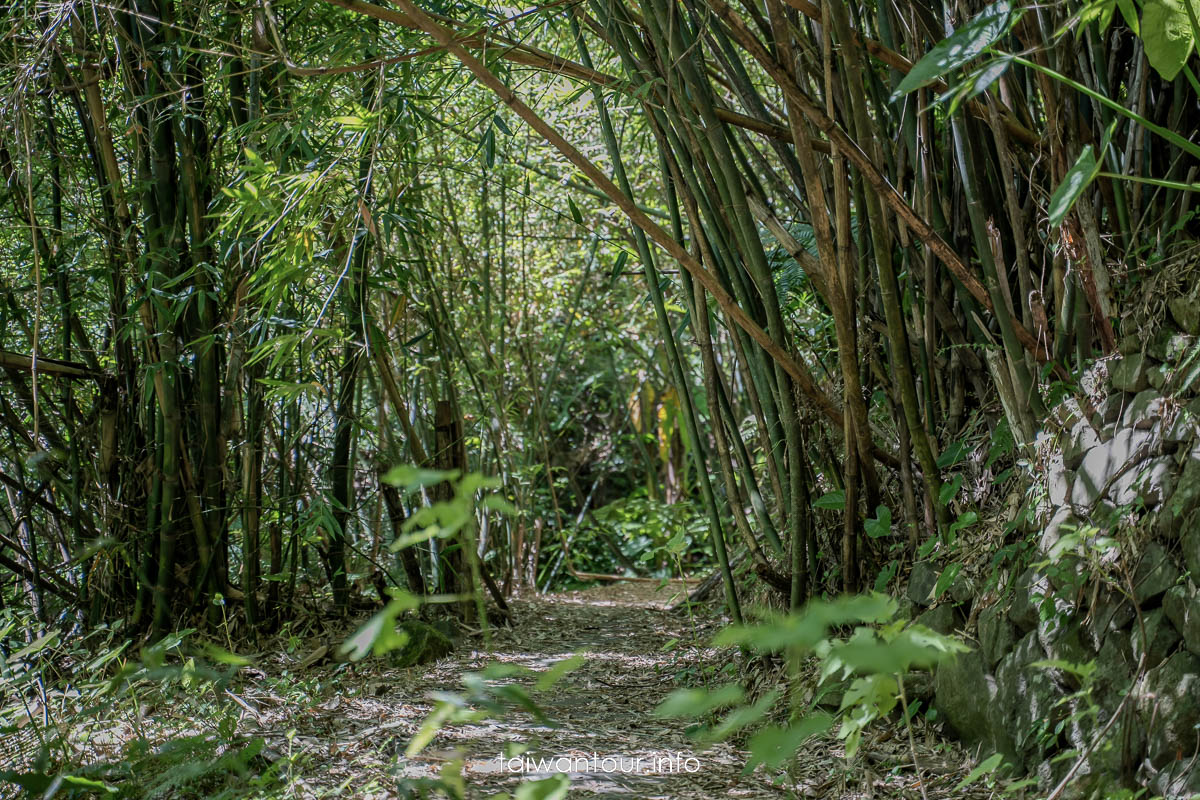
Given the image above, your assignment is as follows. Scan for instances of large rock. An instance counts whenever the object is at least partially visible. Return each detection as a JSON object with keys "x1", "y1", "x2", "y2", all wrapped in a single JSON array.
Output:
[
  {"x1": 979, "y1": 602, "x2": 1017, "y2": 668},
  {"x1": 917, "y1": 604, "x2": 961, "y2": 636},
  {"x1": 1183, "y1": 523, "x2": 1200, "y2": 579},
  {"x1": 933, "y1": 648, "x2": 1019, "y2": 767},
  {"x1": 1093, "y1": 394, "x2": 1125, "y2": 427},
  {"x1": 1162, "y1": 405, "x2": 1198, "y2": 446},
  {"x1": 1083, "y1": 592, "x2": 1134, "y2": 651},
  {"x1": 1147, "y1": 329, "x2": 1197, "y2": 362},
  {"x1": 1130, "y1": 608, "x2": 1181, "y2": 669},
  {"x1": 1133, "y1": 542, "x2": 1181, "y2": 604},
  {"x1": 907, "y1": 561, "x2": 939, "y2": 606},
  {"x1": 1037, "y1": 618, "x2": 1091, "y2": 686},
  {"x1": 1159, "y1": 457, "x2": 1200, "y2": 537},
  {"x1": 996, "y1": 631, "x2": 1065, "y2": 762},
  {"x1": 1169, "y1": 296, "x2": 1200, "y2": 336},
  {"x1": 1111, "y1": 354, "x2": 1151, "y2": 392},
  {"x1": 388, "y1": 620, "x2": 455, "y2": 667},
  {"x1": 1009, "y1": 568, "x2": 1051, "y2": 632},
  {"x1": 1073, "y1": 429, "x2": 1155, "y2": 507},
  {"x1": 1095, "y1": 631, "x2": 1138, "y2": 699},
  {"x1": 1063, "y1": 422, "x2": 1100, "y2": 471},
  {"x1": 1148, "y1": 364, "x2": 1167, "y2": 391},
  {"x1": 1164, "y1": 584, "x2": 1200, "y2": 657},
  {"x1": 1082, "y1": 632, "x2": 1148, "y2": 782},
  {"x1": 1039, "y1": 506, "x2": 1081, "y2": 554},
  {"x1": 1137, "y1": 651, "x2": 1200, "y2": 769},
  {"x1": 1121, "y1": 389, "x2": 1166, "y2": 430},
  {"x1": 1047, "y1": 453, "x2": 1070, "y2": 506},
  {"x1": 1149, "y1": 761, "x2": 1200, "y2": 799},
  {"x1": 1109, "y1": 455, "x2": 1176, "y2": 508}
]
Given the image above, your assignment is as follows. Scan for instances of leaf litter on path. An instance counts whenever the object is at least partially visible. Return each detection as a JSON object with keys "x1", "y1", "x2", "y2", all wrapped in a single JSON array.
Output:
[{"x1": 241, "y1": 581, "x2": 996, "y2": 799}]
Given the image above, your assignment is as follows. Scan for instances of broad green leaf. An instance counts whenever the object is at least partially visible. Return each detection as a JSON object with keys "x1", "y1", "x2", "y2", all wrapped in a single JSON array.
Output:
[
  {"x1": 406, "y1": 698, "x2": 459, "y2": 756},
  {"x1": 1118, "y1": 0, "x2": 1140, "y2": 33},
  {"x1": 200, "y1": 642, "x2": 252, "y2": 666},
  {"x1": 715, "y1": 595, "x2": 896, "y2": 652},
  {"x1": 1142, "y1": 0, "x2": 1198, "y2": 80},
  {"x1": 839, "y1": 673, "x2": 898, "y2": 713},
  {"x1": 936, "y1": 440, "x2": 968, "y2": 469},
  {"x1": 1031, "y1": 658, "x2": 1097, "y2": 680},
  {"x1": 955, "y1": 752, "x2": 1006, "y2": 789},
  {"x1": 932, "y1": 562, "x2": 962, "y2": 601},
  {"x1": 1048, "y1": 146, "x2": 1100, "y2": 228},
  {"x1": 813, "y1": 490, "x2": 845, "y2": 510},
  {"x1": 745, "y1": 715, "x2": 833, "y2": 770},
  {"x1": 62, "y1": 775, "x2": 118, "y2": 793},
  {"x1": 534, "y1": 655, "x2": 586, "y2": 691},
  {"x1": 864, "y1": 506, "x2": 892, "y2": 539},
  {"x1": 949, "y1": 510, "x2": 979, "y2": 538},
  {"x1": 10, "y1": 631, "x2": 59, "y2": 662},
  {"x1": 697, "y1": 690, "x2": 781, "y2": 744},
  {"x1": 655, "y1": 684, "x2": 744, "y2": 718},
  {"x1": 893, "y1": 1, "x2": 1016, "y2": 98},
  {"x1": 938, "y1": 473, "x2": 964, "y2": 506},
  {"x1": 515, "y1": 775, "x2": 570, "y2": 800},
  {"x1": 337, "y1": 593, "x2": 420, "y2": 661},
  {"x1": 382, "y1": 464, "x2": 458, "y2": 491}
]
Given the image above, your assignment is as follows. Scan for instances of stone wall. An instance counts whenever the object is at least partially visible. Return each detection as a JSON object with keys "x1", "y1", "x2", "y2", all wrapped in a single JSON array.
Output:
[{"x1": 925, "y1": 316, "x2": 1200, "y2": 798}]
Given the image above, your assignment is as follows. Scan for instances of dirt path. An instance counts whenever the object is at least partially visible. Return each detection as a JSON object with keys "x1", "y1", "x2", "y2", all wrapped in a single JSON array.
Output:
[
  {"x1": 256, "y1": 581, "x2": 791, "y2": 798},
  {"x1": 247, "y1": 582, "x2": 979, "y2": 799}
]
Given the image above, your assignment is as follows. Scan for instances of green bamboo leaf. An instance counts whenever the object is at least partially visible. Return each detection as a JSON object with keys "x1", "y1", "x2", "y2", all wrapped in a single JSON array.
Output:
[
  {"x1": 942, "y1": 56, "x2": 1013, "y2": 113},
  {"x1": 655, "y1": 684, "x2": 744, "y2": 718},
  {"x1": 568, "y1": 196, "x2": 584, "y2": 225},
  {"x1": 1048, "y1": 146, "x2": 1100, "y2": 228},
  {"x1": 609, "y1": 250, "x2": 630, "y2": 284},
  {"x1": 892, "y1": 1, "x2": 1016, "y2": 99},
  {"x1": 483, "y1": 126, "x2": 496, "y2": 168},
  {"x1": 954, "y1": 752, "x2": 1006, "y2": 790}
]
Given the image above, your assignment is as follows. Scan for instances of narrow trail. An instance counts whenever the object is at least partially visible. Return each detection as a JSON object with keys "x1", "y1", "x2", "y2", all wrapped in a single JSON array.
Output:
[
  {"x1": 253, "y1": 583, "x2": 979, "y2": 799},
  {"x1": 265, "y1": 582, "x2": 792, "y2": 798}
]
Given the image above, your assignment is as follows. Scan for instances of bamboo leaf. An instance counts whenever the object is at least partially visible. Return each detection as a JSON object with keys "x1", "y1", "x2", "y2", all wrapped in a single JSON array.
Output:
[
  {"x1": 892, "y1": 1, "x2": 1016, "y2": 98},
  {"x1": 1048, "y1": 146, "x2": 1100, "y2": 228},
  {"x1": 954, "y1": 752, "x2": 1006, "y2": 789}
]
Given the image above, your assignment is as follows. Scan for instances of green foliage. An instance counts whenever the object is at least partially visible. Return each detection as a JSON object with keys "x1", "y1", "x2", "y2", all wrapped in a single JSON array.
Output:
[
  {"x1": 1142, "y1": 0, "x2": 1200, "y2": 79},
  {"x1": 1048, "y1": 146, "x2": 1101, "y2": 228},
  {"x1": 662, "y1": 594, "x2": 968, "y2": 771},
  {"x1": 892, "y1": 1, "x2": 1018, "y2": 98}
]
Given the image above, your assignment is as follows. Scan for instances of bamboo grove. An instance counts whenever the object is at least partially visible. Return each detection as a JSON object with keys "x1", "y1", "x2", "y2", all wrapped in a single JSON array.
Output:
[{"x1": 0, "y1": 0, "x2": 1196, "y2": 637}]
